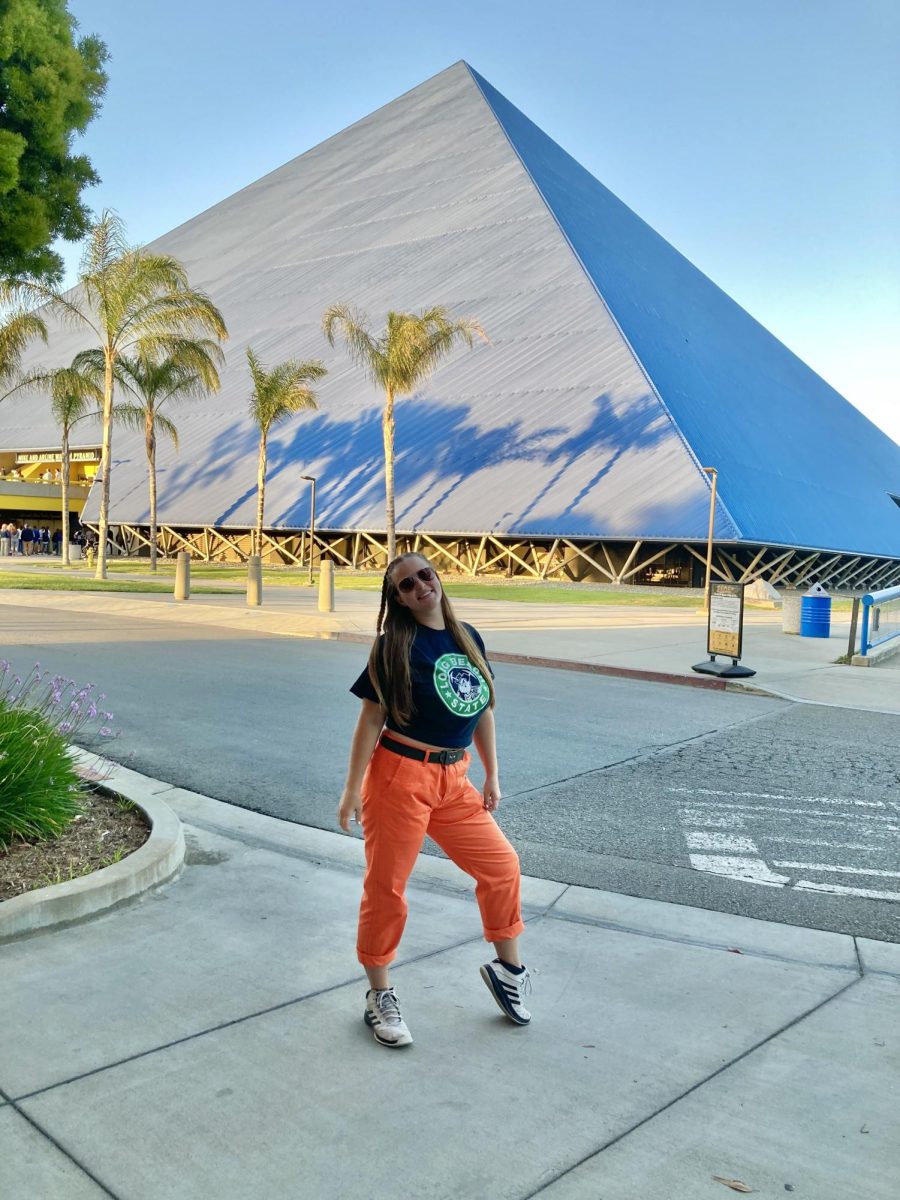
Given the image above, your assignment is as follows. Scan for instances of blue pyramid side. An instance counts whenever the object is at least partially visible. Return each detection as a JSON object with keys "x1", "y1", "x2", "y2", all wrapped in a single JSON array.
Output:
[{"x1": 469, "y1": 67, "x2": 900, "y2": 558}]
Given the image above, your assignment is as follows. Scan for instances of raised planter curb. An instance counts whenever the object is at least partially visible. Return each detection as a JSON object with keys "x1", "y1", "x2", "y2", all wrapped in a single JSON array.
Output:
[{"x1": 0, "y1": 759, "x2": 185, "y2": 941}]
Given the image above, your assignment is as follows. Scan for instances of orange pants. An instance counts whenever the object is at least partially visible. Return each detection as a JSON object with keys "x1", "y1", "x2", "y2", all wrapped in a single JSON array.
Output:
[{"x1": 357, "y1": 744, "x2": 524, "y2": 967}]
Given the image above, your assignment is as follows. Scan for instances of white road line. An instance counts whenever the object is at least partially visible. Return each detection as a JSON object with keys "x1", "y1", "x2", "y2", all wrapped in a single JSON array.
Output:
[
  {"x1": 676, "y1": 800, "x2": 899, "y2": 824},
  {"x1": 678, "y1": 808, "x2": 746, "y2": 828},
  {"x1": 668, "y1": 786, "x2": 885, "y2": 809},
  {"x1": 765, "y1": 836, "x2": 885, "y2": 851},
  {"x1": 794, "y1": 881, "x2": 900, "y2": 902},
  {"x1": 686, "y1": 832, "x2": 758, "y2": 853},
  {"x1": 774, "y1": 862, "x2": 900, "y2": 880},
  {"x1": 688, "y1": 855, "x2": 789, "y2": 887}
]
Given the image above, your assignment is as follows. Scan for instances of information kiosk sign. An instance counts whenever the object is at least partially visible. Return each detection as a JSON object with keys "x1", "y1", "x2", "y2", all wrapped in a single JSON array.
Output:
[{"x1": 692, "y1": 581, "x2": 756, "y2": 678}]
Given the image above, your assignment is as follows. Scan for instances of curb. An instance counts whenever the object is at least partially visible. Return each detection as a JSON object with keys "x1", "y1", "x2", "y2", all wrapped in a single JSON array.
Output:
[
  {"x1": 327, "y1": 632, "x2": 728, "y2": 691},
  {"x1": 0, "y1": 770, "x2": 185, "y2": 942}
]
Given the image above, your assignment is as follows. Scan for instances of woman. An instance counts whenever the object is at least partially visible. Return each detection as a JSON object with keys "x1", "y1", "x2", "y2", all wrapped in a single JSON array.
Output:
[{"x1": 338, "y1": 553, "x2": 530, "y2": 1048}]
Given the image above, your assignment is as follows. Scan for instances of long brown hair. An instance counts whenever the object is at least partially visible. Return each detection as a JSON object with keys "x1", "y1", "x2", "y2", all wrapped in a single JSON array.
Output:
[{"x1": 367, "y1": 553, "x2": 495, "y2": 727}]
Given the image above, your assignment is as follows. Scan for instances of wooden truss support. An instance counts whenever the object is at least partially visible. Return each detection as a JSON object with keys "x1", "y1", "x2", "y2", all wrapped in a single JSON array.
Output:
[
  {"x1": 559, "y1": 540, "x2": 616, "y2": 583},
  {"x1": 683, "y1": 542, "x2": 726, "y2": 578},
  {"x1": 734, "y1": 546, "x2": 768, "y2": 583},
  {"x1": 616, "y1": 541, "x2": 642, "y2": 584},
  {"x1": 829, "y1": 557, "x2": 862, "y2": 589},
  {"x1": 97, "y1": 521, "x2": 899, "y2": 592},
  {"x1": 620, "y1": 543, "x2": 676, "y2": 583},
  {"x1": 538, "y1": 539, "x2": 559, "y2": 580},
  {"x1": 418, "y1": 533, "x2": 471, "y2": 574},
  {"x1": 778, "y1": 552, "x2": 822, "y2": 587},
  {"x1": 750, "y1": 549, "x2": 795, "y2": 586},
  {"x1": 471, "y1": 535, "x2": 488, "y2": 575},
  {"x1": 484, "y1": 536, "x2": 541, "y2": 578},
  {"x1": 766, "y1": 551, "x2": 798, "y2": 587}
]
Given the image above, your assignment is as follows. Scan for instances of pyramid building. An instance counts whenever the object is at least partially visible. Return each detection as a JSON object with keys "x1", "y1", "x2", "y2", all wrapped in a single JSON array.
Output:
[{"x1": 5, "y1": 62, "x2": 899, "y2": 588}]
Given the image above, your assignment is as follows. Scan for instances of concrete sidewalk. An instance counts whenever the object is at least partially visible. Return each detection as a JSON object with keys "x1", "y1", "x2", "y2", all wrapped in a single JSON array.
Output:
[
  {"x1": 2, "y1": 766, "x2": 898, "y2": 1200},
  {"x1": 4, "y1": 581, "x2": 899, "y2": 714},
  {"x1": 2, "y1": 579, "x2": 898, "y2": 1196}
]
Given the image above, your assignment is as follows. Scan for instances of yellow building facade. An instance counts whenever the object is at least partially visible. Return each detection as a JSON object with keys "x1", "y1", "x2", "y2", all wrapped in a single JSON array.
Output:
[{"x1": 0, "y1": 447, "x2": 98, "y2": 528}]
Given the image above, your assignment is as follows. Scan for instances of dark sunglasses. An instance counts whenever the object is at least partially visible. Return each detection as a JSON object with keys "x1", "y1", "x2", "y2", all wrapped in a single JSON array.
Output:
[{"x1": 395, "y1": 566, "x2": 436, "y2": 593}]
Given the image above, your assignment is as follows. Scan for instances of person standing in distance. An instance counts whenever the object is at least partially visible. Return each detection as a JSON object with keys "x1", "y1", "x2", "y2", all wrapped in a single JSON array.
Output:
[{"x1": 338, "y1": 553, "x2": 531, "y2": 1047}]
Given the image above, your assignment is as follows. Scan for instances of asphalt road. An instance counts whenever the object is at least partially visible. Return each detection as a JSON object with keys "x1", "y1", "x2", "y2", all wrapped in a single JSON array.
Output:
[{"x1": 5, "y1": 602, "x2": 899, "y2": 941}]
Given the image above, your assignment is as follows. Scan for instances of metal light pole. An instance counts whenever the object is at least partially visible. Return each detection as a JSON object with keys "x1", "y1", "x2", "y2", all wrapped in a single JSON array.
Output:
[
  {"x1": 701, "y1": 466, "x2": 718, "y2": 612},
  {"x1": 300, "y1": 475, "x2": 316, "y2": 586}
]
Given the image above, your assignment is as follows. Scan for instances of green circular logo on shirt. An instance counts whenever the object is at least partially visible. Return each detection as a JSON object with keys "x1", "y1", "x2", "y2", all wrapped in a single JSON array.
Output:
[{"x1": 434, "y1": 653, "x2": 489, "y2": 717}]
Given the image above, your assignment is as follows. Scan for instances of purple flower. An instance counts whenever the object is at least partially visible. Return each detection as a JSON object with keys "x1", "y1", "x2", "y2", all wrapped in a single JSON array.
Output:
[{"x1": 99, "y1": 727, "x2": 112, "y2": 737}]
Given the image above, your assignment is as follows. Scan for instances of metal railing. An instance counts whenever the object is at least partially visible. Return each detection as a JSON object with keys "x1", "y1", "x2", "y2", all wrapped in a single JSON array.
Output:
[{"x1": 857, "y1": 585, "x2": 900, "y2": 656}]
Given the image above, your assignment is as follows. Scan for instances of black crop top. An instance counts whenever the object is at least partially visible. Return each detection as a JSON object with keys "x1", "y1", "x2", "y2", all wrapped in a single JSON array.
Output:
[{"x1": 350, "y1": 622, "x2": 493, "y2": 749}]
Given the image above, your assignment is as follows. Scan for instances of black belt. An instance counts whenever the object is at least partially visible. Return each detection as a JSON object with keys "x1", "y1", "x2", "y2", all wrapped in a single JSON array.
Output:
[{"x1": 380, "y1": 735, "x2": 465, "y2": 765}]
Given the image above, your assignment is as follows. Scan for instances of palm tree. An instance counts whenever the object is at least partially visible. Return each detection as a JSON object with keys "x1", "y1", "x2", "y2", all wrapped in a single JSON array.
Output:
[
  {"x1": 109, "y1": 340, "x2": 223, "y2": 570},
  {"x1": 247, "y1": 345, "x2": 328, "y2": 554},
  {"x1": 47, "y1": 364, "x2": 103, "y2": 566},
  {"x1": 0, "y1": 211, "x2": 227, "y2": 579},
  {"x1": 0, "y1": 307, "x2": 47, "y2": 401},
  {"x1": 322, "y1": 304, "x2": 487, "y2": 560},
  {"x1": 246, "y1": 348, "x2": 326, "y2": 558}
]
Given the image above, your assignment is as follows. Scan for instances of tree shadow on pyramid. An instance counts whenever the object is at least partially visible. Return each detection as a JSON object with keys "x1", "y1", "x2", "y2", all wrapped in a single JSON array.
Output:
[{"x1": 150, "y1": 385, "x2": 690, "y2": 534}]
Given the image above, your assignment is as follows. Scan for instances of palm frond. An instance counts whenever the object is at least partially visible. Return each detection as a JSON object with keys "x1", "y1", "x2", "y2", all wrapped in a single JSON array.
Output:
[
  {"x1": 0, "y1": 309, "x2": 48, "y2": 387},
  {"x1": 247, "y1": 346, "x2": 326, "y2": 433},
  {"x1": 322, "y1": 303, "x2": 385, "y2": 385},
  {"x1": 154, "y1": 413, "x2": 180, "y2": 448},
  {"x1": 110, "y1": 402, "x2": 147, "y2": 433}
]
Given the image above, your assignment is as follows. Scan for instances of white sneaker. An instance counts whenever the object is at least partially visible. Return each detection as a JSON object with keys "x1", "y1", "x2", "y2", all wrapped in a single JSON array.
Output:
[
  {"x1": 364, "y1": 988, "x2": 413, "y2": 1047},
  {"x1": 480, "y1": 959, "x2": 532, "y2": 1025}
]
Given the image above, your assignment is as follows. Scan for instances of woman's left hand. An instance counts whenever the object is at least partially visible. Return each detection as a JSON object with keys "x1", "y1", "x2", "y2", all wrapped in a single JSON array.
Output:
[{"x1": 483, "y1": 774, "x2": 502, "y2": 812}]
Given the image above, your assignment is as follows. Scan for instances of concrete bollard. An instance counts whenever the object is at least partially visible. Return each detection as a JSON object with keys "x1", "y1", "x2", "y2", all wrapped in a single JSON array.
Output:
[
  {"x1": 318, "y1": 559, "x2": 334, "y2": 612},
  {"x1": 781, "y1": 588, "x2": 802, "y2": 635},
  {"x1": 174, "y1": 551, "x2": 191, "y2": 601},
  {"x1": 247, "y1": 555, "x2": 262, "y2": 606}
]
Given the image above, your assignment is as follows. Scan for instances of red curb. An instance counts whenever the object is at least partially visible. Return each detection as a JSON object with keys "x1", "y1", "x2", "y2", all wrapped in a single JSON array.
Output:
[{"x1": 487, "y1": 651, "x2": 726, "y2": 689}]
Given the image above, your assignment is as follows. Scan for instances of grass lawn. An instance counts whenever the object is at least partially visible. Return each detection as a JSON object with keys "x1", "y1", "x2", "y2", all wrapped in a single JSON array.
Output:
[
  {"x1": 0, "y1": 561, "x2": 854, "y2": 610},
  {"x1": 0, "y1": 571, "x2": 233, "y2": 594}
]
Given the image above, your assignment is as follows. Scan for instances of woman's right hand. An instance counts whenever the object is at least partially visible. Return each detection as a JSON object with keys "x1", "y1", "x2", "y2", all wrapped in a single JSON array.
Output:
[{"x1": 338, "y1": 788, "x2": 363, "y2": 833}]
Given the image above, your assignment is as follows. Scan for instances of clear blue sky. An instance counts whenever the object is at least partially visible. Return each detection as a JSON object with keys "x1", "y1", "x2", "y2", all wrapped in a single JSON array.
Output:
[{"x1": 64, "y1": 0, "x2": 899, "y2": 443}]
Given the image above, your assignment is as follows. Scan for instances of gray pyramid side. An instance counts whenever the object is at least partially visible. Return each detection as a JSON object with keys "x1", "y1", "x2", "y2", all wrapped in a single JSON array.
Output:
[{"x1": 10, "y1": 63, "x2": 730, "y2": 541}]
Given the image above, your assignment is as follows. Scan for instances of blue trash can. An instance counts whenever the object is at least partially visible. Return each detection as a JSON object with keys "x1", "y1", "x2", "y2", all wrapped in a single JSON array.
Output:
[{"x1": 800, "y1": 593, "x2": 831, "y2": 638}]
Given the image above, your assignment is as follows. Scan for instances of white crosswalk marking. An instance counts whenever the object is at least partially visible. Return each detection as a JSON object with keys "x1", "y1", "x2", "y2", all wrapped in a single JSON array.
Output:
[
  {"x1": 669, "y1": 785, "x2": 886, "y2": 809},
  {"x1": 773, "y1": 862, "x2": 900, "y2": 879},
  {"x1": 672, "y1": 786, "x2": 900, "y2": 901},
  {"x1": 687, "y1": 855, "x2": 790, "y2": 886},
  {"x1": 686, "y1": 832, "x2": 758, "y2": 853},
  {"x1": 795, "y1": 881, "x2": 900, "y2": 901}
]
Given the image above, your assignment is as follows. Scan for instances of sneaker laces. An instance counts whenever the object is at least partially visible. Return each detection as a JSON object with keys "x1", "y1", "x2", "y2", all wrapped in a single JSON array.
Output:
[
  {"x1": 375, "y1": 988, "x2": 403, "y2": 1024},
  {"x1": 498, "y1": 961, "x2": 532, "y2": 998}
]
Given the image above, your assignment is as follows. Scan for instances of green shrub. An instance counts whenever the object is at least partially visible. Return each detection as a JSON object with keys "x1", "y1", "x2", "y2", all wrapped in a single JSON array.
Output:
[
  {"x1": 0, "y1": 702, "x2": 83, "y2": 848},
  {"x1": 0, "y1": 660, "x2": 116, "y2": 850}
]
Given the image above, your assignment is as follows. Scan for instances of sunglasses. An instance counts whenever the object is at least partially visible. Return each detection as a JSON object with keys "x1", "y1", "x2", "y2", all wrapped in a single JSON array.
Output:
[{"x1": 395, "y1": 566, "x2": 436, "y2": 593}]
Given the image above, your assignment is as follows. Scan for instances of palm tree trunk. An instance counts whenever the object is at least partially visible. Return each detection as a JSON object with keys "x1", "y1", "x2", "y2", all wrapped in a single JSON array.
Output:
[
  {"x1": 383, "y1": 387, "x2": 396, "y2": 562},
  {"x1": 255, "y1": 433, "x2": 267, "y2": 558},
  {"x1": 147, "y1": 420, "x2": 158, "y2": 572},
  {"x1": 60, "y1": 427, "x2": 70, "y2": 567},
  {"x1": 95, "y1": 350, "x2": 114, "y2": 580}
]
